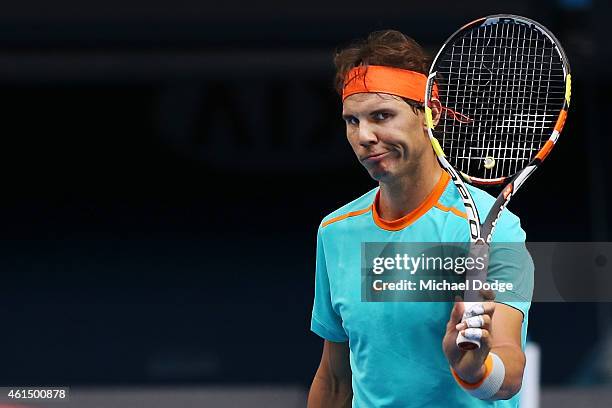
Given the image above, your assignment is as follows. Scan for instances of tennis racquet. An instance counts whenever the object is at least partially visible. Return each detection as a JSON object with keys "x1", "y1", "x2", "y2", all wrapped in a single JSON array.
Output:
[{"x1": 424, "y1": 15, "x2": 571, "y2": 350}]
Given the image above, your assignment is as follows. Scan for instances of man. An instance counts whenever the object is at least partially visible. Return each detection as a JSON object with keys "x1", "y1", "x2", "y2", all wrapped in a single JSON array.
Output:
[{"x1": 308, "y1": 30, "x2": 533, "y2": 407}]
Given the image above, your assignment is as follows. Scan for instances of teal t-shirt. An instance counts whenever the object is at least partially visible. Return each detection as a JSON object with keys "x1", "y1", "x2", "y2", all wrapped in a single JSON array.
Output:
[{"x1": 311, "y1": 172, "x2": 533, "y2": 408}]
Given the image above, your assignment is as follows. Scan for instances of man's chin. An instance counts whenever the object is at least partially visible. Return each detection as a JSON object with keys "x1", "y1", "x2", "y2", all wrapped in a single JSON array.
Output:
[{"x1": 367, "y1": 168, "x2": 392, "y2": 183}]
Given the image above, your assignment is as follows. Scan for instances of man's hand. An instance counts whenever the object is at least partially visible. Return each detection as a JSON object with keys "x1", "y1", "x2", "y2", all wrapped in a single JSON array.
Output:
[{"x1": 443, "y1": 293, "x2": 496, "y2": 383}]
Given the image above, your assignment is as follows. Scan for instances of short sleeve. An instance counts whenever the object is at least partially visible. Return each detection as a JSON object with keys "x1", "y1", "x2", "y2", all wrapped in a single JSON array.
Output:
[
  {"x1": 310, "y1": 227, "x2": 348, "y2": 342},
  {"x1": 488, "y1": 211, "x2": 534, "y2": 320}
]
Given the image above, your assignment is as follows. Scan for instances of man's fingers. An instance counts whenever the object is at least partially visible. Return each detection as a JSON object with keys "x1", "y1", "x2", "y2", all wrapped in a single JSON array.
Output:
[
  {"x1": 463, "y1": 303, "x2": 485, "y2": 318},
  {"x1": 456, "y1": 301, "x2": 495, "y2": 332},
  {"x1": 460, "y1": 328, "x2": 489, "y2": 342},
  {"x1": 463, "y1": 302, "x2": 495, "y2": 319},
  {"x1": 463, "y1": 315, "x2": 485, "y2": 329},
  {"x1": 456, "y1": 314, "x2": 491, "y2": 330}
]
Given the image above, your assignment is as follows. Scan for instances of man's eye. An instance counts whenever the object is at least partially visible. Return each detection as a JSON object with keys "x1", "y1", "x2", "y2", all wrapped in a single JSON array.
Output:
[
  {"x1": 345, "y1": 116, "x2": 359, "y2": 125},
  {"x1": 373, "y1": 112, "x2": 391, "y2": 121}
]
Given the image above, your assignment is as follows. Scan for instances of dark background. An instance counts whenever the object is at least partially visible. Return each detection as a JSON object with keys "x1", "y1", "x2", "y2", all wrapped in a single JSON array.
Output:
[{"x1": 0, "y1": 0, "x2": 608, "y2": 389}]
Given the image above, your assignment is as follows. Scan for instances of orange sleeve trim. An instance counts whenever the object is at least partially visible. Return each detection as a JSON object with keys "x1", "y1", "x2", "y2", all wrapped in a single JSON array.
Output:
[
  {"x1": 321, "y1": 206, "x2": 371, "y2": 228},
  {"x1": 372, "y1": 171, "x2": 450, "y2": 231},
  {"x1": 434, "y1": 202, "x2": 467, "y2": 219},
  {"x1": 451, "y1": 354, "x2": 494, "y2": 390}
]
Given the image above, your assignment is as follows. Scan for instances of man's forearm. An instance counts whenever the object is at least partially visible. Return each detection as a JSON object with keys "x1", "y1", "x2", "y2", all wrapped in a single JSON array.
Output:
[
  {"x1": 452, "y1": 347, "x2": 524, "y2": 401},
  {"x1": 489, "y1": 344, "x2": 526, "y2": 400},
  {"x1": 307, "y1": 374, "x2": 352, "y2": 408}
]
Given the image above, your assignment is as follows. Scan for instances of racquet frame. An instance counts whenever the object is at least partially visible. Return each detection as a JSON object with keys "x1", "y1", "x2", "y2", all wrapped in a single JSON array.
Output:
[{"x1": 424, "y1": 14, "x2": 571, "y2": 349}]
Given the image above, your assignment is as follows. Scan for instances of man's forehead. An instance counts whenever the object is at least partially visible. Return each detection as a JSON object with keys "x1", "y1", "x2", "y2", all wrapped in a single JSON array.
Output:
[{"x1": 342, "y1": 93, "x2": 404, "y2": 114}]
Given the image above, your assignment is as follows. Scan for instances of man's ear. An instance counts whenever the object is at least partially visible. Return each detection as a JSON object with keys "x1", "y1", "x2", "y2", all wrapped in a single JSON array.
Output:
[{"x1": 424, "y1": 98, "x2": 442, "y2": 130}]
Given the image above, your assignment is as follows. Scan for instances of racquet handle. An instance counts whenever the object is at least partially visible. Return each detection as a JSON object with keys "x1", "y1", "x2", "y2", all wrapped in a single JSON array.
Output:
[
  {"x1": 456, "y1": 243, "x2": 489, "y2": 351},
  {"x1": 456, "y1": 301, "x2": 481, "y2": 350}
]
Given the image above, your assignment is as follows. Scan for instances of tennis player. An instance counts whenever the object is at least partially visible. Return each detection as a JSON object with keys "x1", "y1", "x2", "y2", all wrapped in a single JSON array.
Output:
[{"x1": 308, "y1": 30, "x2": 533, "y2": 407}]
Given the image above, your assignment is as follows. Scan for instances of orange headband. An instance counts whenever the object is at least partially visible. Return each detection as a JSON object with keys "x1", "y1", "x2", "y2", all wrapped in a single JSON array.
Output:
[{"x1": 342, "y1": 65, "x2": 437, "y2": 103}]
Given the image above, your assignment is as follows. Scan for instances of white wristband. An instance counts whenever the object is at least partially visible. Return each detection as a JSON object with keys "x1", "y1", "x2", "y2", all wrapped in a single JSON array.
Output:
[{"x1": 451, "y1": 352, "x2": 505, "y2": 400}]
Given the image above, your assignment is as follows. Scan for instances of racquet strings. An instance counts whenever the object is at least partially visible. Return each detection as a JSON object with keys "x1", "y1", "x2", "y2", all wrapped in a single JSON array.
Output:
[{"x1": 433, "y1": 21, "x2": 566, "y2": 180}]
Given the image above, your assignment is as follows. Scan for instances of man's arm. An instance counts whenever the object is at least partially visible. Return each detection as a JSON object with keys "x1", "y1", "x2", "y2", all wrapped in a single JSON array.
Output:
[
  {"x1": 486, "y1": 303, "x2": 526, "y2": 399},
  {"x1": 444, "y1": 300, "x2": 526, "y2": 400},
  {"x1": 307, "y1": 340, "x2": 352, "y2": 407}
]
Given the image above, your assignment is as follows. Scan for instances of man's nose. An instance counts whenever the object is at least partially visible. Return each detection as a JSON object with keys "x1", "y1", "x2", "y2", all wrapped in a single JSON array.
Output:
[{"x1": 358, "y1": 123, "x2": 378, "y2": 147}]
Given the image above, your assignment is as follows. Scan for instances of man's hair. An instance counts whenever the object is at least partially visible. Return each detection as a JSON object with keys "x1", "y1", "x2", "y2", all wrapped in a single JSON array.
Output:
[{"x1": 334, "y1": 30, "x2": 431, "y2": 111}]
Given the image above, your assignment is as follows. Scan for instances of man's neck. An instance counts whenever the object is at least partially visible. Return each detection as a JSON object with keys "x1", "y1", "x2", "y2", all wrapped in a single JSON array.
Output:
[{"x1": 378, "y1": 163, "x2": 443, "y2": 221}]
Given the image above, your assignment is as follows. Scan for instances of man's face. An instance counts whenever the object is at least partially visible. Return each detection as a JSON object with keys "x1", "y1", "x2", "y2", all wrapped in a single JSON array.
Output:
[{"x1": 342, "y1": 93, "x2": 430, "y2": 183}]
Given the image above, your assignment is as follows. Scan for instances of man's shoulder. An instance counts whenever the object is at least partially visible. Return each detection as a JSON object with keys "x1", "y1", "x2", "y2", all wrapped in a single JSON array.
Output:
[{"x1": 319, "y1": 187, "x2": 378, "y2": 229}]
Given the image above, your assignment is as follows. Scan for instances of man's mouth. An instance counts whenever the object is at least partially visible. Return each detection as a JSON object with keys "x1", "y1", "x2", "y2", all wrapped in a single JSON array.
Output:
[{"x1": 363, "y1": 152, "x2": 389, "y2": 162}]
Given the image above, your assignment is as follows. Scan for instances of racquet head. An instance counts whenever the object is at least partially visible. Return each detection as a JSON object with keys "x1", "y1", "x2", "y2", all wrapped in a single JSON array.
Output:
[{"x1": 424, "y1": 15, "x2": 571, "y2": 185}]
